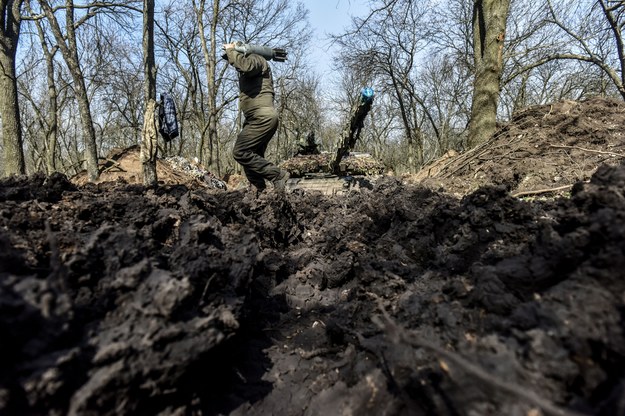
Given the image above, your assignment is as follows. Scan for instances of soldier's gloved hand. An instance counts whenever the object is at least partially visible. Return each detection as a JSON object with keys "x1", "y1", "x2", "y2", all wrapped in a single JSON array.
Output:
[{"x1": 221, "y1": 43, "x2": 235, "y2": 60}]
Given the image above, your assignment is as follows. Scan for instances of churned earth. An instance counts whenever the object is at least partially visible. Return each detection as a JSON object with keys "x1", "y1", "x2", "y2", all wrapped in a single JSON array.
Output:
[{"x1": 1, "y1": 97, "x2": 624, "y2": 415}]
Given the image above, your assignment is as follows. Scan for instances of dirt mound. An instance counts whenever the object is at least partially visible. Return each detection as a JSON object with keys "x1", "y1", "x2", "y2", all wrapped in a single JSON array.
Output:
[
  {"x1": 414, "y1": 97, "x2": 625, "y2": 197},
  {"x1": 1, "y1": 98, "x2": 625, "y2": 415},
  {"x1": 71, "y1": 146, "x2": 227, "y2": 190}
]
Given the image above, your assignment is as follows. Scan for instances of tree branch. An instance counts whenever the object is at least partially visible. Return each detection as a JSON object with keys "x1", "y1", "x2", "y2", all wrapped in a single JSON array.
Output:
[
  {"x1": 511, "y1": 184, "x2": 574, "y2": 198},
  {"x1": 549, "y1": 144, "x2": 625, "y2": 158}
]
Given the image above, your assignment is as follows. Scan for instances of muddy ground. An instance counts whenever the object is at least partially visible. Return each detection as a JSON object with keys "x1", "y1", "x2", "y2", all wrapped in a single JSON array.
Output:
[{"x1": 1, "y1": 98, "x2": 625, "y2": 415}]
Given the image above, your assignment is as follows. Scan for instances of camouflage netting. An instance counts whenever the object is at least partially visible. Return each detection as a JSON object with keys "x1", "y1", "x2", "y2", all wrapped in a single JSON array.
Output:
[
  {"x1": 279, "y1": 152, "x2": 385, "y2": 177},
  {"x1": 163, "y1": 156, "x2": 227, "y2": 190}
]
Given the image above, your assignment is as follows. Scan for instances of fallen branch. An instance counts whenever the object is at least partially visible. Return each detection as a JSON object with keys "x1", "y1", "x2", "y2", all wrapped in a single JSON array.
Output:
[
  {"x1": 370, "y1": 297, "x2": 587, "y2": 416},
  {"x1": 297, "y1": 346, "x2": 341, "y2": 359},
  {"x1": 61, "y1": 158, "x2": 86, "y2": 175},
  {"x1": 549, "y1": 145, "x2": 625, "y2": 158},
  {"x1": 439, "y1": 139, "x2": 520, "y2": 179},
  {"x1": 101, "y1": 158, "x2": 126, "y2": 173},
  {"x1": 511, "y1": 184, "x2": 574, "y2": 198}
]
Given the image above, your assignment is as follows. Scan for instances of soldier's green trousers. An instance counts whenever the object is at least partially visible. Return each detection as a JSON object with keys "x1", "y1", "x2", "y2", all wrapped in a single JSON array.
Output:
[{"x1": 233, "y1": 106, "x2": 281, "y2": 190}]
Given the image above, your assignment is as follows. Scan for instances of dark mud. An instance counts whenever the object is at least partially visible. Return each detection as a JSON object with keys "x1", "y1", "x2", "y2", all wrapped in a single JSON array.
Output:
[
  {"x1": 2, "y1": 98, "x2": 625, "y2": 415},
  {"x1": 1, "y1": 162, "x2": 624, "y2": 416}
]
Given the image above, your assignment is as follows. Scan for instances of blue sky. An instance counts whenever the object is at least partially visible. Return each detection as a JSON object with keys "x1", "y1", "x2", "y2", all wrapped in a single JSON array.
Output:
[{"x1": 306, "y1": 1, "x2": 366, "y2": 85}]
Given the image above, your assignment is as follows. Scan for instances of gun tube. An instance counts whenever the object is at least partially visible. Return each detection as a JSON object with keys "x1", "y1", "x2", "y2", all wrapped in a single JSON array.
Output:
[{"x1": 330, "y1": 87, "x2": 375, "y2": 174}]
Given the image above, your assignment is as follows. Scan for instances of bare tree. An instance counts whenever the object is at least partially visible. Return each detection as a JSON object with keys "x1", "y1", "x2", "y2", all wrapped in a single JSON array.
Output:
[
  {"x1": 498, "y1": 0, "x2": 625, "y2": 105},
  {"x1": 333, "y1": 0, "x2": 444, "y2": 172},
  {"x1": 157, "y1": 2, "x2": 206, "y2": 159},
  {"x1": 95, "y1": 35, "x2": 144, "y2": 151},
  {"x1": 23, "y1": 0, "x2": 60, "y2": 173},
  {"x1": 334, "y1": 0, "x2": 517, "y2": 169},
  {"x1": 35, "y1": 0, "x2": 99, "y2": 180},
  {"x1": 417, "y1": 55, "x2": 472, "y2": 159},
  {"x1": 20, "y1": 17, "x2": 145, "y2": 175},
  {"x1": 0, "y1": 0, "x2": 26, "y2": 176},
  {"x1": 275, "y1": 71, "x2": 322, "y2": 160},
  {"x1": 32, "y1": 0, "x2": 141, "y2": 181},
  {"x1": 193, "y1": 0, "x2": 225, "y2": 175},
  {"x1": 542, "y1": 0, "x2": 625, "y2": 100}
]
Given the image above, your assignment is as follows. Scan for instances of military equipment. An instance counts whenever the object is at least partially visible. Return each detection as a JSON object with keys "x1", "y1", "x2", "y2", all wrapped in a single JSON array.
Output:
[
  {"x1": 232, "y1": 41, "x2": 288, "y2": 62},
  {"x1": 280, "y1": 87, "x2": 383, "y2": 195},
  {"x1": 330, "y1": 87, "x2": 375, "y2": 174}
]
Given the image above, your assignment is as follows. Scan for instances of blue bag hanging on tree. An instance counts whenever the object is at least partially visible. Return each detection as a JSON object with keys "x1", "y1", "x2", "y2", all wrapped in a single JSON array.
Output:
[{"x1": 158, "y1": 93, "x2": 179, "y2": 142}]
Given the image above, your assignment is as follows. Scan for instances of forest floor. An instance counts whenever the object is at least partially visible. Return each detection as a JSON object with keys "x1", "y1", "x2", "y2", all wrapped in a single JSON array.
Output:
[{"x1": 1, "y1": 97, "x2": 625, "y2": 415}]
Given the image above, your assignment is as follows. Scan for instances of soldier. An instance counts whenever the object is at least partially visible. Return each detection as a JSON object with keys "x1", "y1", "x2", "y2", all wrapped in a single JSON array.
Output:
[{"x1": 223, "y1": 42, "x2": 290, "y2": 192}]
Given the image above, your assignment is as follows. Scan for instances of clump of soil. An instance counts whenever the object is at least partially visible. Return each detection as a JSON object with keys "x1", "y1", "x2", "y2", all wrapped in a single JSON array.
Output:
[{"x1": 1, "y1": 98, "x2": 625, "y2": 415}]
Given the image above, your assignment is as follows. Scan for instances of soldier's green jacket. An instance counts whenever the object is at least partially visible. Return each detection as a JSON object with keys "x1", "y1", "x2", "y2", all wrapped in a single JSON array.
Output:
[{"x1": 225, "y1": 49, "x2": 275, "y2": 114}]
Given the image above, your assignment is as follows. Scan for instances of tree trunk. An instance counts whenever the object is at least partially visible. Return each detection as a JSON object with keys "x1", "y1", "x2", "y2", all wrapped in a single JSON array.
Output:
[
  {"x1": 28, "y1": 0, "x2": 60, "y2": 174},
  {"x1": 196, "y1": 0, "x2": 221, "y2": 175},
  {"x1": 141, "y1": 99, "x2": 158, "y2": 186},
  {"x1": 142, "y1": 0, "x2": 157, "y2": 186},
  {"x1": 74, "y1": 76, "x2": 99, "y2": 181},
  {"x1": 209, "y1": 0, "x2": 220, "y2": 176},
  {"x1": 467, "y1": 0, "x2": 510, "y2": 148},
  {"x1": 599, "y1": 0, "x2": 625, "y2": 101},
  {"x1": 388, "y1": 64, "x2": 421, "y2": 172},
  {"x1": 64, "y1": 0, "x2": 98, "y2": 180},
  {"x1": 38, "y1": 0, "x2": 99, "y2": 180},
  {"x1": 0, "y1": 0, "x2": 26, "y2": 177},
  {"x1": 43, "y1": 45, "x2": 58, "y2": 174}
]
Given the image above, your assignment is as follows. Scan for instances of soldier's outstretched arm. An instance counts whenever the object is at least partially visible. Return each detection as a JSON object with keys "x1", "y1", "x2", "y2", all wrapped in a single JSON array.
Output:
[{"x1": 223, "y1": 44, "x2": 265, "y2": 75}]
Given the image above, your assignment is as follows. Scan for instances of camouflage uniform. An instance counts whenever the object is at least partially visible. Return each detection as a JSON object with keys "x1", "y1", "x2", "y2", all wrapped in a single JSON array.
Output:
[{"x1": 225, "y1": 48, "x2": 283, "y2": 190}]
